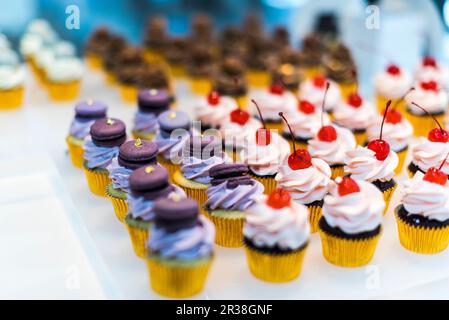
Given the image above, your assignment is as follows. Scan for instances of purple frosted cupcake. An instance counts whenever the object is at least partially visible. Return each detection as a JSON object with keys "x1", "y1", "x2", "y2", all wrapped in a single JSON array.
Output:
[
  {"x1": 133, "y1": 89, "x2": 172, "y2": 141},
  {"x1": 204, "y1": 163, "x2": 264, "y2": 247},
  {"x1": 83, "y1": 118, "x2": 126, "y2": 196},
  {"x1": 106, "y1": 138, "x2": 159, "y2": 223},
  {"x1": 125, "y1": 164, "x2": 186, "y2": 258},
  {"x1": 67, "y1": 100, "x2": 107, "y2": 168}
]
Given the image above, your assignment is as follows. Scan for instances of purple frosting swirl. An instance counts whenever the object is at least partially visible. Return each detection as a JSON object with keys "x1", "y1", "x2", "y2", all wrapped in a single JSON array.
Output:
[
  {"x1": 181, "y1": 153, "x2": 228, "y2": 184},
  {"x1": 205, "y1": 180, "x2": 264, "y2": 211},
  {"x1": 128, "y1": 186, "x2": 186, "y2": 221},
  {"x1": 83, "y1": 138, "x2": 119, "y2": 169},
  {"x1": 106, "y1": 158, "x2": 134, "y2": 193},
  {"x1": 133, "y1": 111, "x2": 159, "y2": 133},
  {"x1": 148, "y1": 216, "x2": 215, "y2": 260},
  {"x1": 155, "y1": 130, "x2": 191, "y2": 162},
  {"x1": 69, "y1": 119, "x2": 96, "y2": 139}
]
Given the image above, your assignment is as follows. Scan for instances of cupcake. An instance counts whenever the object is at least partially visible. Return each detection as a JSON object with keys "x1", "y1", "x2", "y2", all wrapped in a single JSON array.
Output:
[
  {"x1": 299, "y1": 75, "x2": 342, "y2": 115},
  {"x1": 404, "y1": 81, "x2": 448, "y2": 137},
  {"x1": 154, "y1": 110, "x2": 192, "y2": 178},
  {"x1": 219, "y1": 25, "x2": 245, "y2": 59},
  {"x1": 194, "y1": 91, "x2": 237, "y2": 131},
  {"x1": 102, "y1": 35, "x2": 127, "y2": 85},
  {"x1": 204, "y1": 163, "x2": 264, "y2": 247},
  {"x1": 66, "y1": 100, "x2": 107, "y2": 168},
  {"x1": 115, "y1": 47, "x2": 146, "y2": 103},
  {"x1": 298, "y1": 33, "x2": 323, "y2": 79},
  {"x1": 138, "y1": 64, "x2": 173, "y2": 96},
  {"x1": 174, "y1": 135, "x2": 229, "y2": 208},
  {"x1": 374, "y1": 64, "x2": 412, "y2": 114},
  {"x1": 165, "y1": 37, "x2": 188, "y2": 78},
  {"x1": 147, "y1": 197, "x2": 215, "y2": 298},
  {"x1": 271, "y1": 47, "x2": 304, "y2": 95},
  {"x1": 244, "y1": 188, "x2": 310, "y2": 282},
  {"x1": 83, "y1": 118, "x2": 126, "y2": 197},
  {"x1": 333, "y1": 91, "x2": 376, "y2": 145},
  {"x1": 396, "y1": 170, "x2": 449, "y2": 254},
  {"x1": 367, "y1": 107, "x2": 413, "y2": 175},
  {"x1": 84, "y1": 27, "x2": 112, "y2": 70},
  {"x1": 187, "y1": 45, "x2": 216, "y2": 95},
  {"x1": 0, "y1": 61, "x2": 25, "y2": 110},
  {"x1": 319, "y1": 176, "x2": 384, "y2": 267},
  {"x1": 250, "y1": 84, "x2": 297, "y2": 131},
  {"x1": 213, "y1": 57, "x2": 248, "y2": 107},
  {"x1": 142, "y1": 16, "x2": 168, "y2": 63},
  {"x1": 133, "y1": 89, "x2": 171, "y2": 141},
  {"x1": 240, "y1": 102, "x2": 291, "y2": 194},
  {"x1": 220, "y1": 108, "x2": 262, "y2": 161},
  {"x1": 126, "y1": 165, "x2": 186, "y2": 258},
  {"x1": 415, "y1": 56, "x2": 449, "y2": 86},
  {"x1": 245, "y1": 34, "x2": 274, "y2": 88},
  {"x1": 106, "y1": 139, "x2": 159, "y2": 223},
  {"x1": 344, "y1": 107, "x2": 398, "y2": 214},
  {"x1": 45, "y1": 57, "x2": 83, "y2": 101}
]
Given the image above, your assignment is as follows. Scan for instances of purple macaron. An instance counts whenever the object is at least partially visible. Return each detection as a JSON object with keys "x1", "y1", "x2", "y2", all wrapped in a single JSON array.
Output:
[
  {"x1": 90, "y1": 118, "x2": 127, "y2": 147},
  {"x1": 209, "y1": 163, "x2": 253, "y2": 188},
  {"x1": 157, "y1": 110, "x2": 191, "y2": 136},
  {"x1": 75, "y1": 100, "x2": 108, "y2": 120},
  {"x1": 118, "y1": 139, "x2": 159, "y2": 170},
  {"x1": 184, "y1": 135, "x2": 222, "y2": 159},
  {"x1": 153, "y1": 197, "x2": 199, "y2": 232},
  {"x1": 138, "y1": 89, "x2": 171, "y2": 114},
  {"x1": 129, "y1": 165, "x2": 175, "y2": 200}
]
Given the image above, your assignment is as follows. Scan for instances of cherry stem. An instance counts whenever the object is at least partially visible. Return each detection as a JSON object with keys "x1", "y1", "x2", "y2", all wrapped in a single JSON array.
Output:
[
  {"x1": 279, "y1": 112, "x2": 296, "y2": 155},
  {"x1": 392, "y1": 87, "x2": 415, "y2": 110},
  {"x1": 380, "y1": 100, "x2": 392, "y2": 141},
  {"x1": 439, "y1": 151, "x2": 449, "y2": 171},
  {"x1": 252, "y1": 99, "x2": 266, "y2": 129},
  {"x1": 321, "y1": 82, "x2": 330, "y2": 127},
  {"x1": 411, "y1": 102, "x2": 443, "y2": 130}
]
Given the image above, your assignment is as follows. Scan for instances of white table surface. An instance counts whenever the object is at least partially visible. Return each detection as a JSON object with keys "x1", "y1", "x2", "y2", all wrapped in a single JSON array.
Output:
[{"x1": 1, "y1": 66, "x2": 449, "y2": 299}]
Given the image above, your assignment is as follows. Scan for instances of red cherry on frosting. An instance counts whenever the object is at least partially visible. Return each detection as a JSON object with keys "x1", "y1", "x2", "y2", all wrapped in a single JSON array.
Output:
[
  {"x1": 420, "y1": 80, "x2": 438, "y2": 92},
  {"x1": 230, "y1": 109, "x2": 250, "y2": 125},
  {"x1": 288, "y1": 149, "x2": 312, "y2": 170},
  {"x1": 318, "y1": 125, "x2": 338, "y2": 142},
  {"x1": 337, "y1": 176, "x2": 361, "y2": 196},
  {"x1": 423, "y1": 167, "x2": 448, "y2": 186},
  {"x1": 347, "y1": 92, "x2": 363, "y2": 108},
  {"x1": 386, "y1": 64, "x2": 401, "y2": 76},
  {"x1": 255, "y1": 128, "x2": 271, "y2": 146},
  {"x1": 428, "y1": 128, "x2": 449, "y2": 143},
  {"x1": 385, "y1": 109, "x2": 402, "y2": 124},
  {"x1": 207, "y1": 91, "x2": 220, "y2": 105},
  {"x1": 367, "y1": 139, "x2": 390, "y2": 161},
  {"x1": 270, "y1": 83, "x2": 284, "y2": 95},
  {"x1": 423, "y1": 56, "x2": 437, "y2": 68},
  {"x1": 299, "y1": 100, "x2": 315, "y2": 114},
  {"x1": 266, "y1": 188, "x2": 291, "y2": 209},
  {"x1": 313, "y1": 75, "x2": 327, "y2": 88}
]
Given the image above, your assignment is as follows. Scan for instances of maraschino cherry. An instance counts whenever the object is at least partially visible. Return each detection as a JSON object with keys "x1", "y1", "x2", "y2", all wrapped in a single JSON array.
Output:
[
  {"x1": 386, "y1": 87, "x2": 415, "y2": 124},
  {"x1": 252, "y1": 99, "x2": 271, "y2": 146},
  {"x1": 423, "y1": 151, "x2": 449, "y2": 186},
  {"x1": 313, "y1": 75, "x2": 327, "y2": 88},
  {"x1": 207, "y1": 91, "x2": 220, "y2": 106},
  {"x1": 270, "y1": 83, "x2": 284, "y2": 95},
  {"x1": 337, "y1": 176, "x2": 361, "y2": 196},
  {"x1": 367, "y1": 100, "x2": 392, "y2": 161},
  {"x1": 420, "y1": 80, "x2": 438, "y2": 92},
  {"x1": 347, "y1": 92, "x2": 363, "y2": 108},
  {"x1": 230, "y1": 83, "x2": 250, "y2": 125},
  {"x1": 422, "y1": 56, "x2": 437, "y2": 68},
  {"x1": 386, "y1": 64, "x2": 401, "y2": 76},
  {"x1": 279, "y1": 112, "x2": 312, "y2": 170},
  {"x1": 411, "y1": 102, "x2": 449, "y2": 143},
  {"x1": 317, "y1": 82, "x2": 337, "y2": 142},
  {"x1": 299, "y1": 100, "x2": 315, "y2": 114},
  {"x1": 266, "y1": 188, "x2": 291, "y2": 209}
]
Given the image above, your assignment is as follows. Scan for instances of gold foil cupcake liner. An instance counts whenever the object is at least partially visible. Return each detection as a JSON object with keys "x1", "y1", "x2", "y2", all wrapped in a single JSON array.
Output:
[
  {"x1": 302, "y1": 66, "x2": 322, "y2": 79},
  {"x1": 264, "y1": 121, "x2": 284, "y2": 133},
  {"x1": 204, "y1": 210, "x2": 244, "y2": 248},
  {"x1": 125, "y1": 223, "x2": 150, "y2": 258},
  {"x1": 83, "y1": 166, "x2": 111, "y2": 197},
  {"x1": 330, "y1": 164, "x2": 345, "y2": 180},
  {"x1": 307, "y1": 204, "x2": 322, "y2": 234},
  {"x1": 395, "y1": 148, "x2": 408, "y2": 175},
  {"x1": 66, "y1": 136, "x2": 84, "y2": 169},
  {"x1": 47, "y1": 81, "x2": 80, "y2": 102},
  {"x1": 338, "y1": 82, "x2": 357, "y2": 100},
  {"x1": 85, "y1": 54, "x2": 102, "y2": 70},
  {"x1": 157, "y1": 155, "x2": 179, "y2": 181},
  {"x1": 247, "y1": 70, "x2": 270, "y2": 88},
  {"x1": 286, "y1": 139, "x2": 308, "y2": 153},
  {"x1": 173, "y1": 170, "x2": 208, "y2": 212},
  {"x1": 244, "y1": 244, "x2": 308, "y2": 283},
  {"x1": 395, "y1": 210, "x2": 449, "y2": 254},
  {"x1": 105, "y1": 185, "x2": 128, "y2": 223},
  {"x1": 376, "y1": 95, "x2": 405, "y2": 114},
  {"x1": 405, "y1": 111, "x2": 445, "y2": 137},
  {"x1": 0, "y1": 87, "x2": 24, "y2": 110},
  {"x1": 382, "y1": 184, "x2": 397, "y2": 215},
  {"x1": 319, "y1": 225, "x2": 381, "y2": 268},
  {"x1": 119, "y1": 84, "x2": 138, "y2": 104},
  {"x1": 147, "y1": 256, "x2": 213, "y2": 298},
  {"x1": 249, "y1": 173, "x2": 276, "y2": 195},
  {"x1": 353, "y1": 130, "x2": 367, "y2": 146},
  {"x1": 190, "y1": 77, "x2": 212, "y2": 95}
]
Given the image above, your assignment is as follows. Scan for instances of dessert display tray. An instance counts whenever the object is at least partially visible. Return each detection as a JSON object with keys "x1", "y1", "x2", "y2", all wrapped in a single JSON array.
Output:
[{"x1": 2, "y1": 68, "x2": 449, "y2": 299}]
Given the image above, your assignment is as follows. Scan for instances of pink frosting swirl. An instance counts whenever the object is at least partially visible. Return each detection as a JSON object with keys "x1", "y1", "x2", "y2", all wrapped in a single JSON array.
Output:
[
  {"x1": 275, "y1": 158, "x2": 331, "y2": 204},
  {"x1": 323, "y1": 179, "x2": 384, "y2": 234},
  {"x1": 411, "y1": 137, "x2": 449, "y2": 174},
  {"x1": 220, "y1": 117, "x2": 262, "y2": 150},
  {"x1": 401, "y1": 172, "x2": 449, "y2": 222},
  {"x1": 250, "y1": 90, "x2": 297, "y2": 121},
  {"x1": 374, "y1": 69, "x2": 412, "y2": 99},
  {"x1": 405, "y1": 86, "x2": 448, "y2": 114},
  {"x1": 344, "y1": 146, "x2": 398, "y2": 182},
  {"x1": 194, "y1": 95, "x2": 237, "y2": 128},
  {"x1": 367, "y1": 116, "x2": 413, "y2": 151},
  {"x1": 283, "y1": 108, "x2": 330, "y2": 139},
  {"x1": 240, "y1": 132, "x2": 291, "y2": 176},
  {"x1": 333, "y1": 99, "x2": 376, "y2": 130},
  {"x1": 244, "y1": 194, "x2": 310, "y2": 250},
  {"x1": 308, "y1": 125, "x2": 356, "y2": 165},
  {"x1": 299, "y1": 79, "x2": 342, "y2": 111},
  {"x1": 415, "y1": 65, "x2": 449, "y2": 87}
]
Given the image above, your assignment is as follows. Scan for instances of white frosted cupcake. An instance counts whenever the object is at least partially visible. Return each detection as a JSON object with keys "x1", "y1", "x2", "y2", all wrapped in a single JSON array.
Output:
[
  {"x1": 299, "y1": 75, "x2": 342, "y2": 114},
  {"x1": 45, "y1": 57, "x2": 83, "y2": 101},
  {"x1": 194, "y1": 91, "x2": 237, "y2": 130},
  {"x1": 415, "y1": 56, "x2": 449, "y2": 87}
]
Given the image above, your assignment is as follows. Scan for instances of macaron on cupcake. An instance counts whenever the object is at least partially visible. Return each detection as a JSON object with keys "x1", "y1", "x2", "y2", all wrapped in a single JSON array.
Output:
[
  {"x1": 133, "y1": 89, "x2": 171, "y2": 141},
  {"x1": 173, "y1": 135, "x2": 229, "y2": 208},
  {"x1": 154, "y1": 110, "x2": 192, "y2": 178},
  {"x1": 250, "y1": 84, "x2": 297, "y2": 131},
  {"x1": 404, "y1": 80, "x2": 448, "y2": 137},
  {"x1": 333, "y1": 91, "x2": 376, "y2": 146},
  {"x1": 106, "y1": 139, "x2": 159, "y2": 223},
  {"x1": 374, "y1": 64, "x2": 412, "y2": 114},
  {"x1": 244, "y1": 188, "x2": 310, "y2": 282},
  {"x1": 344, "y1": 104, "x2": 398, "y2": 213},
  {"x1": 66, "y1": 100, "x2": 107, "y2": 168},
  {"x1": 126, "y1": 165, "x2": 186, "y2": 258},
  {"x1": 318, "y1": 176, "x2": 384, "y2": 267},
  {"x1": 396, "y1": 169, "x2": 449, "y2": 254},
  {"x1": 83, "y1": 118, "x2": 126, "y2": 197},
  {"x1": 147, "y1": 196, "x2": 215, "y2": 298},
  {"x1": 299, "y1": 75, "x2": 342, "y2": 116},
  {"x1": 194, "y1": 90, "x2": 237, "y2": 131},
  {"x1": 204, "y1": 163, "x2": 264, "y2": 247},
  {"x1": 240, "y1": 101, "x2": 291, "y2": 194}
]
